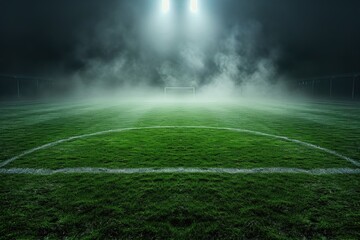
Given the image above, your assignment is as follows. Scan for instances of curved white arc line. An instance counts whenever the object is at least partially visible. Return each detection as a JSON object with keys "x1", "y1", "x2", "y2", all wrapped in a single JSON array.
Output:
[
  {"x1": 1, "y1": 126, "x2": 359, "y2": 168},
  {"x1": 0, "y1": 167, "x2": 360, "y2": 175}
]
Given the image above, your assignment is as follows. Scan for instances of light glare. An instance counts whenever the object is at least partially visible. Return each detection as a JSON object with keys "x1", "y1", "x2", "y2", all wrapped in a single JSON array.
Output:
[
  {"x1": 162, "y1": 0, "x2": 170, "y2": 13},
  {"x1": 190, "y1": 0, "x2": 198, "y2": 13}
]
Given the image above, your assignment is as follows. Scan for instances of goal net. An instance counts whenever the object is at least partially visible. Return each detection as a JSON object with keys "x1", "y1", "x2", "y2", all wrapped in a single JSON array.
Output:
[{"x1": 164, "y1": 87, "x2": 196, "y2": 98}]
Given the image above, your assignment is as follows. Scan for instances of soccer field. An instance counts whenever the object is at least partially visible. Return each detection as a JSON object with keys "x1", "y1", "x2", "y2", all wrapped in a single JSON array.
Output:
[{"x1": 1, "y1": 99, "x2": 359, "y2": 239}]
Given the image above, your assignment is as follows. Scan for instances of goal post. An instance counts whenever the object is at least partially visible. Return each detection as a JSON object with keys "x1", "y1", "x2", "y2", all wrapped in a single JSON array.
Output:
[{"x1": 164, "y1": 87, "x2": 196, "y2": 98}]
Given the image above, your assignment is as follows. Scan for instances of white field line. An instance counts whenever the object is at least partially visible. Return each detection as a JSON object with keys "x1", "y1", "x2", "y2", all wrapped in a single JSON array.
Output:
[
  {"x1": 0, "y1": 167, "x2": 360, "y2": 175},
  {"x1": 1, "y1": 126, "x2": 359, "y2": 169}
]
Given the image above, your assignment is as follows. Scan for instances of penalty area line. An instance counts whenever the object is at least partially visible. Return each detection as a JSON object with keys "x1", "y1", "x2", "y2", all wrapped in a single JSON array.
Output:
[{"x1": 0, "y1": 167, "x2": 360, "y2": 175}]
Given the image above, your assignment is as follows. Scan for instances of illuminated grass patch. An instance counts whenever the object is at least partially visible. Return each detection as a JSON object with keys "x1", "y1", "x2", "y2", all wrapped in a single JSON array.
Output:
[
  {"x1": 6, "y1": 128, "x2": 355, "y2": 169},
  {"x1": 1, "y1": 100, "x2": 360, "y2": 239}
]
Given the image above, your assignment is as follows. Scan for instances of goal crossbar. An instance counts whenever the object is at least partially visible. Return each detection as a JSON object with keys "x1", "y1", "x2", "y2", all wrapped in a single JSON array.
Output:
[{"x1": 164, "y1": 87, "x2": 196, "y2": 97}]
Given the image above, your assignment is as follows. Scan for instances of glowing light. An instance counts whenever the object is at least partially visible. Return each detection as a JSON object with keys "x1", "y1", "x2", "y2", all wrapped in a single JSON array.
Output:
[
  {"x1": 190, "y1": 0, "x2": 198, "y2": 13},
  {"x1": 162, "y1": 0, "x2": 170, "y2": 13}
]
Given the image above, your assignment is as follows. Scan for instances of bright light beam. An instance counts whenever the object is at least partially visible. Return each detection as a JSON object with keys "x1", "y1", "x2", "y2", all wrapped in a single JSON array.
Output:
[
  {"x1": 162, "y1": 0, "x2": 170, "y2": 13},
  {"x1": 190, "y1": 0, "x2": 198, "y2": 13}
]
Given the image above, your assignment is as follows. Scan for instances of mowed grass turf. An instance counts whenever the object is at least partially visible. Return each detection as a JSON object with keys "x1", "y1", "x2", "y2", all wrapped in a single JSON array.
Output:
[
  {"x1": 0, "y1": 99, "x2": 360, "y2": 239},
  {"x1": 5, "y1": 129, "x2": 355, "y2": 170}
]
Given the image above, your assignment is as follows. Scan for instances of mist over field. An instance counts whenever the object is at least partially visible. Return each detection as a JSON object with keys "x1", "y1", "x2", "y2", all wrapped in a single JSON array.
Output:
[
  {"x1": 66, "y1": 1, "x2": 280, "y2": 100},
  {"x1": 1, "y1": 2, "x2": 360, "y2": 239},
  {"x1": 0, "y1": 0, "x2": 359, "y2": 100}
]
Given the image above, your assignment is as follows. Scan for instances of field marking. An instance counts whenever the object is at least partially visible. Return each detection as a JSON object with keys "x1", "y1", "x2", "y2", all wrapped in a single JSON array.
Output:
[
  {"x1": 1, "y1": 126, "x2": 359, "y2": 169},
  {"x1": 1, "y1": 167, "x2": 360, "y2": 175}
]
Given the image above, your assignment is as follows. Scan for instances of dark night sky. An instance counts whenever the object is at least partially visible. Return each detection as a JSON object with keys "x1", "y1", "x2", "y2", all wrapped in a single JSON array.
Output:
[{"x1": 0, "y1": 0, "x2": 359, "y2": 80}]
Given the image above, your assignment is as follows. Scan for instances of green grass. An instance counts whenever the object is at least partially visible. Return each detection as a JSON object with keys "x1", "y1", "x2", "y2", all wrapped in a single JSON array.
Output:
[
  {"x1": 1, "y1": 174, "x2": 359, "y2": 239},
  {"x1": 0, "y1": 99, "x2": 360, "y2": 239},
  {"x1": 6, "y1": 128, "x2": 353, "y2": 169}
]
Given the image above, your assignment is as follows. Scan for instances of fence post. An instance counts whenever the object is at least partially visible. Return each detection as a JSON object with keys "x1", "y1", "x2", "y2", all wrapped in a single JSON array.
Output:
[
  {"x1": 312, "y1": 79, "x2": 315, "y2": 95},
  {"x1": 16, "y1": 77, "x2": 20, "y2": 98},
  {"x1": 352, "y1": 76, "x2": 356, "y2": 99},
  {"x1": 329, "y1": 77, "x2": 333, "y2": 98}
]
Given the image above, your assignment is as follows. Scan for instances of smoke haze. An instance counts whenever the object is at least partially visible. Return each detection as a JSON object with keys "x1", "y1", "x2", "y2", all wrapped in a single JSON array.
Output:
[
  {"x1": 68, "y1": 0, "x2": 283, "y2": 98},
  {"x1": 0, "y1": 0, "x2": 359, "y2": 99}
]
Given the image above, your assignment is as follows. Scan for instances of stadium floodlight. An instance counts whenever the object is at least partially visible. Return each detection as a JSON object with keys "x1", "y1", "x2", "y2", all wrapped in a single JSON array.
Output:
[
  {"x1": 164, "y1": 87, "x2": 196, "y2": 98},
  {"x1": 190, "y1": 0, "x2": 198, "y2": 13},
  {"x1": 162, "y1": 0, "x2": 199, "y2": 13},
  {"x1": 162, "y1": 0, "x2": 170, "y2": 13}
]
